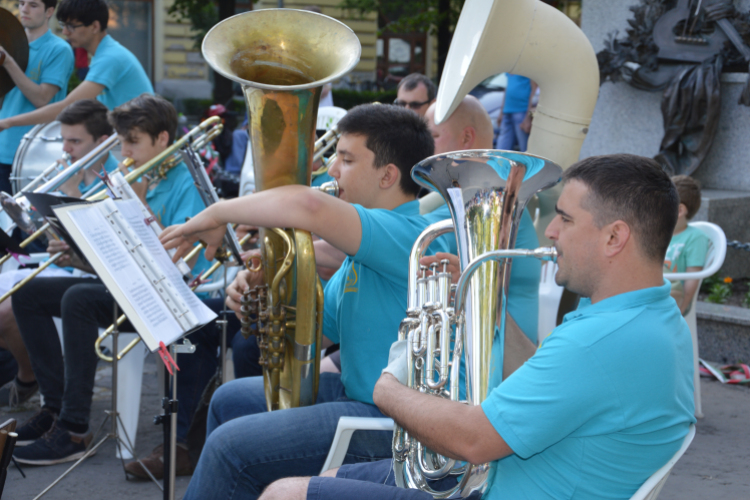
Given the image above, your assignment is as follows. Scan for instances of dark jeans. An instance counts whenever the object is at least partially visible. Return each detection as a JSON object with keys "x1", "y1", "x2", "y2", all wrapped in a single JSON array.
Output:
[
  {"x1": 13, "y1": 277, "x2": 123, "y2": 427},
  {"x1": 14, "y1": 278, "x2": 262, "y2": 433},
  {"x1": 178, "y1": 298, "x2": 261, "y2": 442}
]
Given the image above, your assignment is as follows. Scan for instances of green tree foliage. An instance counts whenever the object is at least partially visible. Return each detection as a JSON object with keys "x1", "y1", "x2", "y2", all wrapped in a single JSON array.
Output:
[{"x1": 167, "y1": 0, "x2": 219, "y2": 50}]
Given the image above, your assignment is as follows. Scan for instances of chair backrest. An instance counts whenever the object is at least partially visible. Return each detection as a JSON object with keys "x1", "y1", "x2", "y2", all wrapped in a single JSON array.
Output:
[
  {"x1": 664, "y1": 222, "x2": 726, "y2": 282},
  {"x1": 316, "y1": 106, "x2": 347, "y2": 131},
  {"x1": 629, "y1": 424, "x2": 696, "y2": 500}
]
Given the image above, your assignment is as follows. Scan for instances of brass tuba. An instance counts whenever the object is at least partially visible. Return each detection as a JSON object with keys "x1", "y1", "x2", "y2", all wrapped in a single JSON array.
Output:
[{"x1": 202, "y1": 9, "x2": 360, "y2": 410}]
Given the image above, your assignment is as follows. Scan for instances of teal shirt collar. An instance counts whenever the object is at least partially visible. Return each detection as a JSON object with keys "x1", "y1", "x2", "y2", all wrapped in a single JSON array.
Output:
[
  {"x1": 563, "y1": 279, "x2": 672, "y2": 322},
  {"x1": 29, "y1": 30, "x2": 53, "y2": 50},
  {"x1": 392, "y1": 198, "x2": 420, "y2": 215}
]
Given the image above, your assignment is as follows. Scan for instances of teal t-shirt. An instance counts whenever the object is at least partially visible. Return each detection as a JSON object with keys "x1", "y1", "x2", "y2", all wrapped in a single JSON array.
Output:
[
  {"x1": 78, "y1": 153, "x2": 119, "y2": 196},
  {"x1": 322, "y1": 199, "x2": 452, "y2": 405},
  {"x1": 480, "y1": 280, "x2": 695, "y2": 500},
  {"x1": 86, "y1": 35, "x2": 153, "y2": 110},
  {"x1": 424, "y1": 205, "x2": 540, "y2": 343},
  {"x1": 0, "y1": 30, "x2": 74, "y2": 164},
  {"x1": 311, "y1": 170, "x2": 333, "y2": 187},
  {"x1": 664, "y1": 225, "x2": 708, "y2": 273},
  {"x1": 146, "y1": 161, "x2": 209, "y2": 276}
]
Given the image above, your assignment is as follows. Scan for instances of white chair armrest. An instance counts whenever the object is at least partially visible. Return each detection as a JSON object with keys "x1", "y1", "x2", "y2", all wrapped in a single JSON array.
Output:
[{"x1": 321, "y1": 417, "x2": 394, "y2": 473}]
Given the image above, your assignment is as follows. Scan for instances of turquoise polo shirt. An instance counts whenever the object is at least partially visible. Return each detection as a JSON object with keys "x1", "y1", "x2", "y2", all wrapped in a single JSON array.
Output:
[
  {"x1": 424, "y1": 205, "x2": 540, "y2": 342},
  {"x1": 0, "y1": 30, "x2": 73, "y2": 164},
  {"x1": 147, "y1": 161, "x2": 209, "y2": 277},
  {"x1": 323, "y1": 199, "x2": 452, "y2": 405},
  {"x1": 86, "y1": 35, "x2": 153, "y2": 109},
  {"x1": 480, "y1": 280, "x2": 695, "y2": 500},
  {"x1": 78, "y1": 153, "x2": 119, "y2": 196},
  {"x1": 311, "y1": 170, "x2": 333, "y2": 187}
]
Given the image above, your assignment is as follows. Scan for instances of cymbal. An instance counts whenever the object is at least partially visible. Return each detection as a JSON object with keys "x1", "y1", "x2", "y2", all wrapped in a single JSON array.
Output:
[{"x1": 0, "y1": 7, "x2": 29, "y2": 99}]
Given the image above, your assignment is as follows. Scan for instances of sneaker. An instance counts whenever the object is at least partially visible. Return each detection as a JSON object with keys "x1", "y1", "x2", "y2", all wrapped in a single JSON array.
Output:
[
  {"x1": 13, "y1": 421, "x2": 92, "y2": 465},
  {"x1": 0, "y1": 377, "x2": 38, "y2": 408},
  {"x1": 16, "y1": 407, "x2": 57, "y2": 446},
  {"x1": 124, "y1": 443, "x2": 193, "y2": 479}
]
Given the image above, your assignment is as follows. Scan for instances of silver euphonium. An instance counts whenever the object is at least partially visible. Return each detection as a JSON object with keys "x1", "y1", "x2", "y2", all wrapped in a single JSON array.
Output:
[{"x1": 393, "y1": 151, "x2": 562, "y2": 498}]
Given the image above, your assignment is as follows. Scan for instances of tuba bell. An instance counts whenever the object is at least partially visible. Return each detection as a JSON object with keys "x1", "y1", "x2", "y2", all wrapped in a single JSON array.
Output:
[{"x1": 202, "y1": 9, "x2": 360, "y2": 410}]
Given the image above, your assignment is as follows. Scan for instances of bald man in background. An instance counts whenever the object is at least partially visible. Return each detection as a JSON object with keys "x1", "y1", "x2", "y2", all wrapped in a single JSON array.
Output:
[{"x1": 425, "y1": 95, "x2": 494, "y2": 153}]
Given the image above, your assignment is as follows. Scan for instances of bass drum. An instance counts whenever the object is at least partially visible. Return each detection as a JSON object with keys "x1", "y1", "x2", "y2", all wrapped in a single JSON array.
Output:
[
  {"x1": 11, "y1": 121, "x2": 63, "y2": 195},
  {"x1": 10, "y1": 121, "x2": 124, "y2": 195}
]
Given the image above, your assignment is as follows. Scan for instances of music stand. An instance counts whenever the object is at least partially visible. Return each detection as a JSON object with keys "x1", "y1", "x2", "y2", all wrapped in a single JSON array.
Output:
[{"x1": 33, "y1": 301, "x2": 162, "y2": 499}]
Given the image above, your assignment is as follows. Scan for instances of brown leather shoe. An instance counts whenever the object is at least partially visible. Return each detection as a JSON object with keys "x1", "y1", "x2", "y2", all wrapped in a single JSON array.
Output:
[{"x1": 124, "y1": 443, "x2": 193, "y2": 479}]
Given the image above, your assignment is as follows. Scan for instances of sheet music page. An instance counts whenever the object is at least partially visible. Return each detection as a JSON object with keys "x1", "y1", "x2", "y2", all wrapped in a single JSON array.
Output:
[
  {"x1": 116, "y1": 200, "x2": 216, "y2": 326},
  {"x1": 61, "y1": 203, "x2": 184, "y2": 346}
]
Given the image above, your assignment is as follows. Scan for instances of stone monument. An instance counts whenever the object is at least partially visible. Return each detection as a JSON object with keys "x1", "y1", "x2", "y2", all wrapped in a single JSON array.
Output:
[{"x1": 581, "y1": 0, "x2": 750, "y2": 278}]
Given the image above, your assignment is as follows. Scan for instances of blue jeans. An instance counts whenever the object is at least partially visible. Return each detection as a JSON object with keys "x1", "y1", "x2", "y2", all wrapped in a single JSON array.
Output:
[
  {"x1": 176, "y1": 298, "x2": 261, "y2": 442},
  {"x1": 184, "y1": 373, "x2": 393, "y2": 500},
  {"x1": 495, "y1": 112, "x2": 529, "y2": 152}
]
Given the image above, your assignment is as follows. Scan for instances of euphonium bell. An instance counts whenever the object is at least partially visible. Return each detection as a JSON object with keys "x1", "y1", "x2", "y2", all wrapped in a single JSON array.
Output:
[
  {"x1": 202, "y1": 9, "x2": 360, "y2": 410},
  {"x1": 393, "y1": 151, "x2": 561, "y2": 498}
]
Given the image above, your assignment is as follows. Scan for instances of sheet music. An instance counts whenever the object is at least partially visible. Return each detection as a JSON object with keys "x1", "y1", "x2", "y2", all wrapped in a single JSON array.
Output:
[
  {"x1": 116, "y1": 200, "x2": 216, "y2": 326},
  {"x1": 64, "y1": 203, "x2": 184, "y2": 344}
]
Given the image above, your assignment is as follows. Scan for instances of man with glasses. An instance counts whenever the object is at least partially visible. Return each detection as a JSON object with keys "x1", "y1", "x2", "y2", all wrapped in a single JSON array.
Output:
[
  {"x1": 0, "y1": 0, "x2": 153, "y2": 134},
  {"x1": 0, "y1": 0, "x2": 73, "y2": 195},
  {"x1": 394, "y1": 73, "x2": 436, "y2": 117}
]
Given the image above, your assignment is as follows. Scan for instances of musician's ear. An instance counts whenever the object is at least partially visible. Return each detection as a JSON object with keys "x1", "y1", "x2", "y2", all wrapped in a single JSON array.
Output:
[
  {"x1": 603, "y1": 220, "x2": 630, "y2": 258},
  {"x1": 379, "y1": 163, "x2": 400, "y2": 190}
]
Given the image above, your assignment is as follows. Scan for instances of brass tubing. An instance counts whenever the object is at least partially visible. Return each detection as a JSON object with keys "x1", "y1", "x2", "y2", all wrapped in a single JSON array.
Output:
[{"x1": 0, "y1": 250, "x2": 64, "y2": 304}]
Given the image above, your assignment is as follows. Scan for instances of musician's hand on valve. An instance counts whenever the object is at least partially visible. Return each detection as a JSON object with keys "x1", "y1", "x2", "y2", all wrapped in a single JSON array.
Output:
[
  {"x1": 226, "y1": 267, "x2": 264, "y2": 318},
  {"x1": 420, "y1": 252, "x2": 460, "y2": 283}
]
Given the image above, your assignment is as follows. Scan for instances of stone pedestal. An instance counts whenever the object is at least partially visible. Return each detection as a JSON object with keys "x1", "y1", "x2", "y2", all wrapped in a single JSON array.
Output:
[{"x1": 581, "y1": 0, "x2": 750, "y2": 277}]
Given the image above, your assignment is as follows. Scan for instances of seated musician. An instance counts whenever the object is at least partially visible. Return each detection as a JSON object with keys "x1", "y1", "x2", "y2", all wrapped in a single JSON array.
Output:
[
  {"x1": 258, "y1": 154, "x2": 696, "y2": 500},
  {"x1": 10, "y1": 94, "x2": 208, "y2": 465},
  {"x1": 0, "y1": 0, "x2": 74, "y2": 194},
  {"x1": 0, "y1": 0, "x2": 153, "y2": 134},
  {"x1": 158, "y1": 103, "x2": 540, "y2": 498},
  {"x1": 0, "y1": 98, "x2": 119, "y2": 407}
]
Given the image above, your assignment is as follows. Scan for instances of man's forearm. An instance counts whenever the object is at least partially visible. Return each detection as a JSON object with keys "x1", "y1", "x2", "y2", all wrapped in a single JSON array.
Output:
[
  {"x1": 4, "y1": 98, "x2": 66, "y2": 128},
  {"x1": 208, "y1": 186, "x2": 361, "y2": 255},
  {"x1": 374, "y1": 374, "x2": 512, "y2": 464}
]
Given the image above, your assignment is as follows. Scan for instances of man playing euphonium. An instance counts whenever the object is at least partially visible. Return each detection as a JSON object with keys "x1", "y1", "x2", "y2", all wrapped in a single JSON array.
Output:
[{"x1": 256, "y1": 154, "x2": 696, "y2": 500}]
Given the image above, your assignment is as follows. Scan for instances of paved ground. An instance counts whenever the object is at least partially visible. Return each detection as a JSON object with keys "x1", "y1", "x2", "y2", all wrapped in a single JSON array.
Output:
[{"x1": 2, "y1": 357, "x2": 749, "y2": 499}]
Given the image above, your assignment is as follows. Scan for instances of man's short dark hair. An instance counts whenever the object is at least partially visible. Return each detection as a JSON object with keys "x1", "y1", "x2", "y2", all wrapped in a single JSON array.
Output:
[
  {"x1": 398, "y1": 73, "x2": 437, "y2": 102},
  {"x1": 108, "y1": 94, "x2": 177, "y2": 145},
  {"x1": 42, "y1": 0, "x2": 58, "y2": 11},
  {"x1": 563, "y1": 154, "x2": 679, "y2": 262},
  {"x1": 57, "y1": 99, "x2": 113, "y2": 140},
  {"x1": 56, "y1": 0, "x2": 108, "y2": 29},
  {"x1": 337, "y1": 104, "x2": 434, "y2": 196},
  {"x1": 671, "y1": 175, "x2": 702, "y2": 220}
]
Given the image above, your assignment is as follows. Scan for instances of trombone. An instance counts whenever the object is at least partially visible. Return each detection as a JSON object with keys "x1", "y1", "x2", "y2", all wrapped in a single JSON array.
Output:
[
  {"x1": 0, "y1": 116, "x2": 223, "y2": 305},
  {"x1": 0, "y1": 135, "x2": 121, "y2": 232}
]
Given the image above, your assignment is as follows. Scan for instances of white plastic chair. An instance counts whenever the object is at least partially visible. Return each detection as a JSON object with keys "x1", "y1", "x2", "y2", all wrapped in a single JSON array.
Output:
[
  {"x1": 316, "y1": 106, "x2": 347, "y2": 131},
  {"x1": 320, "y1": 416, "x2": 394, "y2": 473},
  {"x1": 664, "y1": 222, "x2": 726, "y2": 419},
  {"x1": 629, "y1": 424, "x2": 696, "y2": 500}
]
